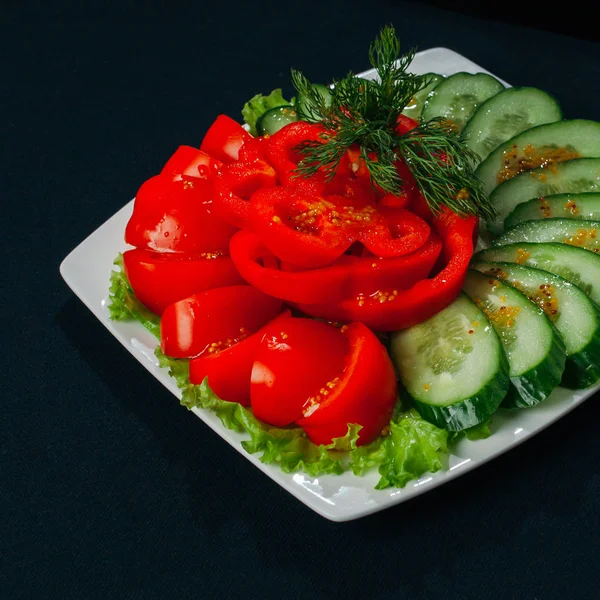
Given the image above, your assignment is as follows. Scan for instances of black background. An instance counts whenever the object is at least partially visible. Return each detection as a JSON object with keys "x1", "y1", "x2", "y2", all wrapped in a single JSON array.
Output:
[{"x1": 3, "y1": 2, "x2": 599, "y2": 599}]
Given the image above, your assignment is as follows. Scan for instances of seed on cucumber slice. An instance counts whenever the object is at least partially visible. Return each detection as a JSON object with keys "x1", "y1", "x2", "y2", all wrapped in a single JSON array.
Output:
[
  {"x1": 460, "y1": 87, "x2": 562, "y2": 162},
  {"x1": 389, "y1": 292, "x2": 509, "y2": 431},
  {"x1": 505, "y1": 193, "x2": 600, "y2": 230},
  {"x1": 471, "y1": 261, "x2": 600, "y2": 389},
  {"x1": 401, "y1": 73, "x2": 443, "y2": 121},
  {"x1": 421, "y1": 72, "x2": 504, "y2": 133},
  {"x1": 475, "y1": 119, "x2": 600, "y2": 196},
  {"x1": 473, "y1": 242, "x2": 600, "y2": 306},
  {"x1": 494, "y1": 218, "x2": 600, "y2": 253},
  {"x1": 486, "y1": 157, "x2": 600, "y2": 234},
  {"x1": 256, "y1": 105, "x2": 299, "y2": 136},
  {"x1": 462, "y1": 269, "x2": 565, "y2": 408}
]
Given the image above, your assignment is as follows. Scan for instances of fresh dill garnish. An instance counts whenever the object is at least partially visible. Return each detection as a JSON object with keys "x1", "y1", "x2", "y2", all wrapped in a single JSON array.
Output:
[{"x1": 290, "y1": 25, "x2": 496, "y2": 220}]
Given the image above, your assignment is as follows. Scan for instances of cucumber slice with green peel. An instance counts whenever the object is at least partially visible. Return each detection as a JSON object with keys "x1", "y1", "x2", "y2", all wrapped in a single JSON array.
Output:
[
  {"x1": 473, "y1": 242, "x2": 600, "y2": 306},
  {"x1": 460, "y1": 87, "x2": 562, "y2": 162},
  {"x1": 462, "y1": 269, "x2": 565, "y2": 408},
  {"x1": 494, "y1": 218, "x2": 600, "y2": 253},
  {"x1": 295, "y1": 83, "x2": 332, "y2": 121},
  {"x1": 421, "y1": 72, "x2": 504, "y2": 132},
  {"x1": 486, "y1": 157, "x2": 600, "y2": 234},
  {"x1": 256, "y1": 105, "x2": 299, "y2": 136},
  {"x1": 471, "y1": 261, "x2": 600, "y2": 389},
  {"x1": 389, "y1": 292, "x2": 509, "y2": 431},
  {"x1": 475, "y1": 119, "x2": 600, "y2": 196},
  {"x1": 505, "y1": 193, "x2": 600, "y2": 230},
  {"x1": 401, "y1": 73, "x2": 443, "y2": 121}
]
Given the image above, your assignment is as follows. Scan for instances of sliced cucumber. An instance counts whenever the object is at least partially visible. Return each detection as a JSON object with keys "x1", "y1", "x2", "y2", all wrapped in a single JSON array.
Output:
[
  {"x1": 473, "y1": 242, "x2": 600, "y2": 306},
  {"x1": 505, "y1": 193, "x2": 600, "y2": 230},
  {"x1": 256, "y1": 105, "x2": 299, "y2": 136},
  {"x1": 486, "y1": 157, "x2": 600, "y2": 234},
  {"x1": 471, "y1": 260, "x2": 600, "y2": 389},
  {"x1": 401, "y1": 73, "x2": 443, "y2": 121},
  {"x1": 295, "y1": 83, "x2": 332, "y2": 121},
  {"x1": 462, "y1": 269, "x2": 565, "y2": 408},
  {"x1": 495, "y1": 218, "x2": 600, "y2": 253},
  {"x1": 389, "y1": 292, "x2": 509, "y2": 431},
  {"x1": 421, "y1": 72, "x2": 504, "y2": 133},
  {"x1": 475, "y1": 119, "x2": 600, "y2": 196},
  {"x1": 460, "y1": 87, "x2": 562, "y2": 162}
]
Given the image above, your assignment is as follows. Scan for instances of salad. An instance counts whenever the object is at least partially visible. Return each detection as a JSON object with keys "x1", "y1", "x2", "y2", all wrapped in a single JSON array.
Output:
[{"x1": 108, "y1": 26, "x2": 600, "y2": 490}]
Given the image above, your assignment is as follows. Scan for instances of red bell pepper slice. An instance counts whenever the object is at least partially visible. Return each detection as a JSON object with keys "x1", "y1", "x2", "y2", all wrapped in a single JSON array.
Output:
[
  {"x1": 122, "y1": 249, "x2": 245, "y2": 316},
  {"x1": 213, "y1": 159, "x2": 277, "y2": 228},
  {"x1": 200, "y1": 115, "x2": 252, "y2": 164},
  {"x1": 189, "y1": 310, "x2": 291, "y2": 407},
  {"x1": 296, "y1": 322, "x2": 398, "y2": 446},
  {"x1": 160, "y1": 285, "x2": 282, "y2": 359},
  {"x1": 161, "y1": 145, "x2": 223, "y2": 181},
  {"x1": 229, "y1": 229, "x2": 443, "y2": 304},
  {"x1": 293, "y1": 209, "x2": 477, "y2": 331}
]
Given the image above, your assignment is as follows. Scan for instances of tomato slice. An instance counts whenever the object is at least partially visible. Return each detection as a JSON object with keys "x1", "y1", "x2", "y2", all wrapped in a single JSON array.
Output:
[
  {"x1": 189, "y1": 311, "x2": 291, "y2": 406},
  {"x1": 250, "y1": 317, "x2": 349, "y2": 427},
  {"x1": 122, "y1": 249, "x2": 245, "y2": 316},
  {"x1": 200, "y1": 115, "x2": 252, "y2": 164},
  {"x1": 160, "y1": 285, "x2": 282, "y2": 359},
  {"x1": 296, "y1": 322, "x2": 398, "y2": 446},
  {"x1": 125, "y1": 175, "x2": 237, "y2": 254},
  {"x1": 161, "y1": 145, "x2": 223, "y2": 181}
]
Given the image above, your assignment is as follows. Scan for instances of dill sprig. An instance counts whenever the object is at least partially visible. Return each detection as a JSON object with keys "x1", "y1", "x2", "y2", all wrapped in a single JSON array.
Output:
[{"x1": 290, "y1": 25, "x2": 495, "y2": 220}]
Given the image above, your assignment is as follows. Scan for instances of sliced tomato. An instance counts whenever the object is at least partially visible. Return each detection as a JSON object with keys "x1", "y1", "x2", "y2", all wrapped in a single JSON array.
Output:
[
  {"x1": 200, "y1": 115, "x2": 252, "y2": 164},
  {"x1": 122, "y1": 249, "x2": 245, "y2": 316},
  {"x1": 160, "y1": 285, "x2": 282, "y2": 359},
  {"x1": 189, "y1": 311, "x2": 291, "y2": 406},
  {"x1": 124, "y1": 175, "x2": 237, "y2": 253},
  {"x1": 161, "y1": 145, "x2": 223, "y2": 181},
  {"x1": 296, "y1": 322, "x2": 397, "y2": 446},
  {"x1": 250, "y1": 317, "x2": 349, "y2": 427}
]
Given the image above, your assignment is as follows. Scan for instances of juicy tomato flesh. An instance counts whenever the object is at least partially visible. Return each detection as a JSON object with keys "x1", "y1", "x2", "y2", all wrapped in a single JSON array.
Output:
[
  {"x1": 123, "y1": 249, "x2": 245, "y2": 316},
  {"x1": 200, "y1": 114, "x2": 252, "y2": 164},
  {"x1": 160, "y1": 285, "x2": 283, "y2": 359},
  {"x1": 250, "y1": 317, "x2": 349, "y2": 427},
  {"x1": 161, "y1": 145, "x2": 223, "y2": 181}
]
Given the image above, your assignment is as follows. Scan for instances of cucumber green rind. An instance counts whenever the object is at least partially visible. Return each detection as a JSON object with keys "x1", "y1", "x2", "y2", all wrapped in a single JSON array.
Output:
[
  {"x1": 505, "y1": 193, "x2": 600, "y2": 230},
  {"x1": 486, "y1": 157, "x2": 600, "y2": 234},
  {"x1": 462, "y1": 269, "x2": 565, "y2": 409},
  {"x1": 390, "y1": 293, "x2": 510, "y2": 431},
  {"x1": 471, "y1": 260, "x2": 600, "y2": 389},
  {"x1": 494, "y1": 218, "x2": 600, "y2": 252},
  {"x1": 421, "y1": 72, "x2": 504, "y2": 133},
  {"x1": 460, "y1": 86, "x2": 562, "y2": 162},
  {"x1": 475, "y1": 119, "x2": 600, "y2": 196},
  {"x1": 256, "y1": 105, "x2": 299, "y2": 135},
  {"x1": 401, "y1": 72, "x2": 443, "y2": 121}
]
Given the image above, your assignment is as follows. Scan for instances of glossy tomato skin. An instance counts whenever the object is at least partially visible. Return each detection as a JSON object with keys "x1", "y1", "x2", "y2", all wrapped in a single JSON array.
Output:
[
  {"x1": 125, "y1": 175, "x2": 237, "y2": 254},
  {"x1": 189, "y1": 311, "x2": 291, "y2": 406},
  {"x1": 250, "y1": 317, "x2": 349, "y2": 427},
  {"x1": 160, "y1": 285, "x2": 282, "y2": 359},
  {"x1": 296, "y1": 322, "x2": 397, "y2": 446},
  {"x1": 160, "y1": 145, "x2": 223, "y2": 181},
  {"x1": 200, "y1": 115, "x2": 252, "y2": 164},
  {"x1": 122, "y1": 249, "x2": 245, "y2": 316}
]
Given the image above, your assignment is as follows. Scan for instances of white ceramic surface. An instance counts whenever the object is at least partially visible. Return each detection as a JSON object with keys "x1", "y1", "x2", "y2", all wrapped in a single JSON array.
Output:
[{"x1": 60, "y1": 48, "x2": 599, "y2": 522}]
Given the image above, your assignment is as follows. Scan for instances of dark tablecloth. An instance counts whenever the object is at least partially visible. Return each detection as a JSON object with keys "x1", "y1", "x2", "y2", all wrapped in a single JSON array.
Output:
[{"x1": 3, "y1": 2, "x2": 599, "y2": 598}]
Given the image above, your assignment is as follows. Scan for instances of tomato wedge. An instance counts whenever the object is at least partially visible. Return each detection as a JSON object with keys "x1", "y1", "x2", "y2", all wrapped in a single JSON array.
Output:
[
  {"x1": 296, "y1": 322, "x2": 397, "y2": 446},
  {"x1": 189, "y1": 311, "x2": 291, "y2": 406},
  {"x1": 200, "y1": 115, "x2": 252, "y2": 164},
  {"x1": 123, "y1": 249, "x2": 245, "y2": 316},
  {"x1": 160, "y1": 285, "x2": 282, "y2": 359},
  {"x1": 161, "y1": 145, "x2": 223, "y2": 181},
  {"x1": 125, "y1": 175, "x2": 237, "y2": 254},
  {"x1": 250, "y1": 317, "x2": 349, "y2": 427}
]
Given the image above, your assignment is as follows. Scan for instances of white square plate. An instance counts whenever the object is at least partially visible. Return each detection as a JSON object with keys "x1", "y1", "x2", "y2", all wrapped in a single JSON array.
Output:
[{"x1": 60, "y1": 47, "x2": 600, "y2": 522}]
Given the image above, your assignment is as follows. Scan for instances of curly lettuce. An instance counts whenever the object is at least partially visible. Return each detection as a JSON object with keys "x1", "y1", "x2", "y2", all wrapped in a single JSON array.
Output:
[{"x1": 242, "y1": 88, "x2": 291, "y2": 135}]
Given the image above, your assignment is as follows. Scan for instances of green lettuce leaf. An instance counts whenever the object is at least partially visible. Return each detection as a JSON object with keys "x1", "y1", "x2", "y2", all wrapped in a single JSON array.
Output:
[
  {"x1": 108, "y1": 254, "x2": 161, "y2": 339},
  {"x1": 242, "y1": 88, "x2": 291, "y2": 135},
  {"x1": 448, "y1": 419, "x2": 493, "y2": 443},
  {"x1": 350, "y1": 408, "x2": 449, "y2": 490}
]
